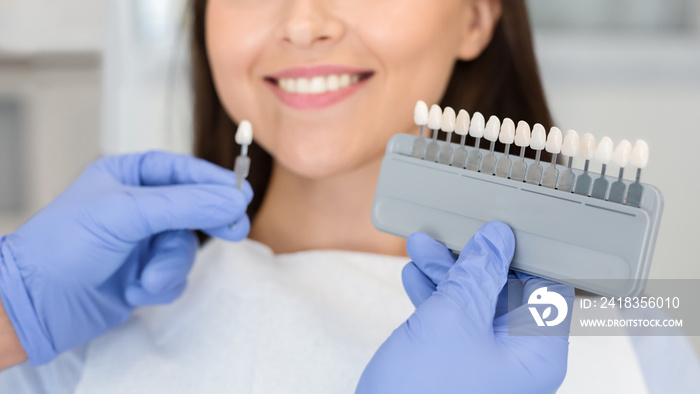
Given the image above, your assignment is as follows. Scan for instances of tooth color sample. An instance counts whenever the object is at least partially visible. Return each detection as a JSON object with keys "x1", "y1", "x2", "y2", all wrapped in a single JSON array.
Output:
[
  {"x1": 414, "y1": 101, "x2": 429, "y2": 126},
  {"x1": 561, "y1": 130, "x2": 579, "y2": 157},
  {"x1": 469, "y1": 112, "x2": 485, "y2": 138},
  {"x1": 630, "y1": 140, "x2": 649, "y2": 168},
  {"x1": 515, "y1": 121, "x2": 531, "y2": 147},
  {"x1": 235, "y1": 120, "x2": 253, "y2": 145},
  {"x1": 612, "y1": 140, "x2": 632, "y2": 167},
  {"x1": 530, "y1": 123, "x2": 546, "y2": 151},
  {"x1": 483, "y1": 116, "x2": 501, "y2": 142},
  {"x1": 545, "y1": 127, "x2": 563, "y2": 154},
  {"x1": 578, "y1": 133, "x2": 596, "y2": 160},
  {"x1": 499, "y1": 118, "x2": 515, "y2": 144},
  {"x1": 455, "y1": 110, "x2": 470, "y2": 136},
  {"x1": 428, "y1": 105, "x2": 442, "y2": 130},
  {"x1": 441, "y1": 107, "x2": 456, "y2": 132},
  {"x1": 594, "y1": 136, "x2": 613, "y2": 164}
]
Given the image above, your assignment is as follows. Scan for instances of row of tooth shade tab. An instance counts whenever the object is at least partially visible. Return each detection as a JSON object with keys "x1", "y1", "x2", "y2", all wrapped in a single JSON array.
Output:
[{"x1": 410, "y1": 101, "x2": 649, "y2": 207}]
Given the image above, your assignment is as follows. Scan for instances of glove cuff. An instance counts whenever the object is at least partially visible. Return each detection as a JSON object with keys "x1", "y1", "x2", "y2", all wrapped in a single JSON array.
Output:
[{"x1": 0, "y1": 236, "x2": 57, "y2": 365}]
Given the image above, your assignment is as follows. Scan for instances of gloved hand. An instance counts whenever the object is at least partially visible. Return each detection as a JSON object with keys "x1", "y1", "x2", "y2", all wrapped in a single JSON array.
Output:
[
  {"x1": 356, "y1": 222, "x2": 574, "y2": 394},
  {"x1": 0, "y1": 151, "x2": 252, "y2": 365}
]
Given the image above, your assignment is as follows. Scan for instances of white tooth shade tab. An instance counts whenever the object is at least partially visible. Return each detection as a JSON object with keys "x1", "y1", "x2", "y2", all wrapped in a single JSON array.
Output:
[
  {"x1": 594, "y1": 136, "x2": 613, "y2": 164},
  {"x1": 469, "y1": 112, "x2": 485, "y2": 138},
  {"x1": 530, "y1": 123, "x2": 546, "y2": 150},
  {"x1": 455, "y1": 110, "x2": 470, "y2": 136},
  {"x1": 612, "y1": 139, "x2": 632, "y2": 167},
  {"x1": 630, "y1": 140, "x2": 650, "y2": 169},
  {"x1": 484, "y1": 116, "x2": 501, "y2": 142},
  {"x1": 414, "y1": 101, "x2": 429, "y2": 126},
  {"x1": 235, "y1": 120, "x2": 253, "y2": 145},
  {"x1": 499, "y1": 118, "x2": 515, "y2": 144},
  {"x1": 428, "y1": 105, "x2": 442, "y2": 130},
  {"x1": 579, "y1": 133, "x2": 596, "y2": 160},
  {"x1": 441, "y1": 107, "x2": 456, "y2": 132},
  {"x1": 515, "y1": 121, "x2": 531, "y2": 147},
  {"x1": 561, "y1": 130, "x2": 579, "y2": 157},
  {"x1": 545, "y1": 127, "x2": 563, "y2": 154}
]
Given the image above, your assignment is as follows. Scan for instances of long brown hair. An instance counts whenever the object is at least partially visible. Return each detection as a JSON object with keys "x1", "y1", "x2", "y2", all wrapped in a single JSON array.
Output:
[{"x1": 190, "y1": 0, "x2": 552, "y2": 224}]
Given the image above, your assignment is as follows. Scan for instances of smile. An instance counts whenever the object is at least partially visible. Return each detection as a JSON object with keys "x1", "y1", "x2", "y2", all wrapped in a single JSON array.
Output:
[{"x1": 264, "y1": 65, "x2": 375, "y2": 110}]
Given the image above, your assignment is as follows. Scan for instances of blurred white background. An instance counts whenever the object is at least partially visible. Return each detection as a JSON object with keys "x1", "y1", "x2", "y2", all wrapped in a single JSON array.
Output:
[{"x1": 0, "y1": 0, "x2": 698, "y2": 288}]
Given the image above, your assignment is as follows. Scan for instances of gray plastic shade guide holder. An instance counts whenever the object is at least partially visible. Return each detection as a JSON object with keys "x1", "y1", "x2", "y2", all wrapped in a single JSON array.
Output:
[{"x1": 372, "y1": 134, "x2": 664, "y2": 296}]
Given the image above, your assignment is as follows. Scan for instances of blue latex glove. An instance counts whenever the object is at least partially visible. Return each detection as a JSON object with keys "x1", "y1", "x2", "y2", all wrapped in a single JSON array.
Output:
[
  {"x1": 356, "y1": 222, "x2": 574, "y2": 394},
  {"x1": 0, "y1": 151, "x2": 253, "y2": 365}
]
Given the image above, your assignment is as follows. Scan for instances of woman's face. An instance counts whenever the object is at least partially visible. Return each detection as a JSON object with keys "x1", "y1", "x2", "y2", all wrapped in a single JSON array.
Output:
[{"x1": 206, "y1": 0, "x2": 500, "y2": 179}]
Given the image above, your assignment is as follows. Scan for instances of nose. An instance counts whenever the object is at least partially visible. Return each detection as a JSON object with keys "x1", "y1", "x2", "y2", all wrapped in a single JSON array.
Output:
[{"x1": 277, "y1": 0, "x2": 345, "y2": 49}]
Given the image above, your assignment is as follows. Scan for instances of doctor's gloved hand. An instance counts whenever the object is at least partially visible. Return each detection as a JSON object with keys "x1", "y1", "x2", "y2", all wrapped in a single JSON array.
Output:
[
  {"x1": 0, "y1": 152, "x2": 252, "y2": 366},
  {"x1": 356, "y1": 222, "x2": 574, "y2": 394}
]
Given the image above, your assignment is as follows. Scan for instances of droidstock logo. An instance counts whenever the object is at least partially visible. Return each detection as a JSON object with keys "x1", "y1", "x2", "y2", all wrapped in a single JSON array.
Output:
[{"x1": 528, "y1": 287, "x2": 568, "y2": 327}]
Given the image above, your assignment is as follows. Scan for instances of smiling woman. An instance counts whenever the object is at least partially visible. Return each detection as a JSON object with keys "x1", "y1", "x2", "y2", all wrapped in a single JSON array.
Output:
[{"x1": 191, "y1": 0, "x2": 552, "y2": 254}]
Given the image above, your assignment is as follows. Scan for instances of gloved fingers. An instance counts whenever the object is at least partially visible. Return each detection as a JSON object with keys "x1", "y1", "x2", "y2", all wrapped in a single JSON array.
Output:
[
  {"x1": 436, "y1": 222, "x2": 515, "y2": 328},
  {"x1": 406, "y1": 232, "x2": 457, "y2": 285},
  {"x1": 139, "y1": 230, "x2": 198, "y2": 294},
  {"x1": 401, "y1": 262, "x2": 437, "y2": 308},
  {"x1": 112, "y1": 184, "x2": 250, "y2": 241},
  {"x1": 125, "y1": 280, "x2": 188, "y2": 306},
  {"x1": 202, "y1": 215, "x2": 251, "y2": 242},
  {"x1": 101, "y1": 151, "x2": 253, "y2": 203}
]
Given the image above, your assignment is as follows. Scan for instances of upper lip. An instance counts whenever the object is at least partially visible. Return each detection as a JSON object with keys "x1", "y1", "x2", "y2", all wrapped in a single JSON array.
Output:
[{"x1": 265, "y1": 64, "x2": 374, "y2": 80}]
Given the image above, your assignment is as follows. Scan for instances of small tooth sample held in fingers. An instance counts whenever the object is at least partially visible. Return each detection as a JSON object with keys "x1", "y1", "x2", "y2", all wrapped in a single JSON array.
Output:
[
  {"x1": 574, "y1": 133, "x2": 596, "y2": 196},
  {"x1": 541, "y1": 126, "x2": 563, "y2": 189},
  {"x1": 558, "y1": 130, "x2": 579, "y2": 192},
  {"x1": 465, "y1": 112, "x2": 485, "y2": 171},
  {"x1": 424, "y1": 105, "x2": 443, "y2": 162},
  {"x1": 525, "y1": 123, "x2": 546, "y2": 185},
  {"x1": 590, "y1": 136, "x2": 613, "y2": 200},
  {"x1": 411, "y1": 100, "x2": 429, "y2": 158},
  {"x1": 495, "y1": 118, "x2": 515, "y2": 178},
  {"x1": 510, "y1": 121, "x2": 531, "y2": 181},
  {"x1": 234, "y1": 120, "x2": 253, "y2": 190},
  {"x1": 451, "y1": 110, "x2": 470, "y2": 168},
  {"x1": 608, "y1": 139, "x2": 632, "y2": 203},
  {"x1": 480, "y1": 115, "x2": 501, "y2": 174},
  {"x1": 438, "y1": 107, "x2": 457, "y2": 165},
  {"x1": 626, "y1": 140, "x2": 649, "y2": 207}
]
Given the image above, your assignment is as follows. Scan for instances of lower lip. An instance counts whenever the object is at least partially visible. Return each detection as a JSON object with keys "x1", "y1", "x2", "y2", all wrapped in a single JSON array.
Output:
[{"x1": 265, "y1": 76, "x2": 372, "y2": 110}]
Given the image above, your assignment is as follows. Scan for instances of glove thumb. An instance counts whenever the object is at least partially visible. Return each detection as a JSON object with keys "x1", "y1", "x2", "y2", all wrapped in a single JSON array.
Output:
[{"x1": 436, "y1": 222, "x2": 515, "y2": 330}]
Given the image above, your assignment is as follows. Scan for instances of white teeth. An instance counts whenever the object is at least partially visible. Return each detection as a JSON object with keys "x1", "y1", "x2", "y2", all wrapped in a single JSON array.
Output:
[
  {"x1": 455, "y1": 110, "x2": 470, "y2": 136},
  {"x1": 630, "y1": 140, "x2": 649, "y2": 169},
  {"x1": 309, "y1": 76, "x2": 326, "y2": 94},
  {"x1": 441, "y1": 107, "x2": 456, "y2": 132},
  {"x1": 515, "y1": 121, "x2": 531, "y2": 147},
  {"x1": 235, "y1": 120, "x2": 253, "y2": 145},
  {"x1": 530, "y1": 123, "x2": 547, "y2": 150},
  {"x1": 428, "y1": 105, "x2": 442, "y2": 130},
  {"x1": 561, "y1": 130, "x2": 579, "y2": 157},
  {"x1": 579, "y1": 133, "x2": 596, "y2": 160},
  {"x1": 414, "y1": 100, "x2": 429, "y2": 126},
  {"x1": 277, "y1": 73, "x2": 365, "y2": 94},
  {"x1": 594, "y1": 136, "x2": 613, "y2": 164},
  {"x1": 545, "y1": 127, "x2": 563, "y2": 154},
  {"x1": 484, "y1": 116, "x2": 501, "y2": 142},
  {"x1": 612, "y1": 139, "x2": 632, "y2": 167},
  {"x1": 469, "y1": 112, "x2": 485, "y2": 138},
  {"x1": 327, "y1": 75, "x2": 340, "y2": 91},
  {"x1": 296, "y1": 78, "x2": 310, "y2": 94},
  {"x1": 499, "y1": 118, "x2": 515, "y2": 144}
]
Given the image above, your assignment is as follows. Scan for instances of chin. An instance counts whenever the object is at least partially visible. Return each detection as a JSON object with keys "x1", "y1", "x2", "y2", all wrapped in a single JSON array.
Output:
[{"x1": 276, "y1": 148, "x2": 358, "y2": 180}]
